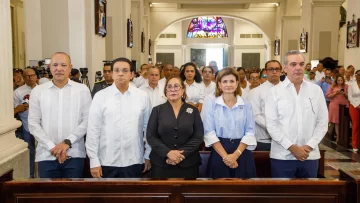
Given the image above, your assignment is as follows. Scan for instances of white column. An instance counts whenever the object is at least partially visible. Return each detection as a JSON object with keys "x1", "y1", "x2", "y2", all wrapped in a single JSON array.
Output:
[
  {"x1": 311, "y1": 0, "x2": 345, "y2": 60},
  {"x1": 0, "y1": 0, "x2": 29, "y2": 178},
  {"x1": 107, "y1": 0, "x2": 132, "y2": 59}
]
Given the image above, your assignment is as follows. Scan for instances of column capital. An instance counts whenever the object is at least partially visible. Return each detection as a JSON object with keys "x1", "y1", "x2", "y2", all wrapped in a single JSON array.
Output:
[{"x1": 311, "y1": 0, "x2": 345, "y2": 7}]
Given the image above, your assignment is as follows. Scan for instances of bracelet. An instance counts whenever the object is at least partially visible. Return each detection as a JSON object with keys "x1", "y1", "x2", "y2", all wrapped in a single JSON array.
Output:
[{"x1": 236, "y1": 149, "x2": 242, "y2": 156}]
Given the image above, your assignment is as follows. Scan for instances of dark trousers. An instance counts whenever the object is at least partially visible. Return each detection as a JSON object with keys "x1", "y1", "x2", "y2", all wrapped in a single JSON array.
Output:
[
  {"x1": 38, "y1": 158, "x2": 85, "y2": 178},
  {"x1": 151, "y1": 164, "x2": 199, "y2": 178},
  {"x1": 207, "y1": 138, "x2": 256, "y2": 178},
  {"x1": 255, "y1": 142, "x2": 271, "y2": 151},
  {"x1": 271, "y1": 159, "x2": 319, "y2": 178},
  {"x1": 22, "y1": 127, "x2": 35, "y2": 178},
  {"x1": 102, "y1": 164, "x2": 142, "y2": 178}
]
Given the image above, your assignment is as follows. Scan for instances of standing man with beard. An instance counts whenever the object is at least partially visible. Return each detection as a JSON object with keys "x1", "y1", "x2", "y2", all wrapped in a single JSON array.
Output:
[
  {"x1": 91, "y1": 62, "x2": 114, "y2": 98},
  {"x1": 14, "y1": 68, "x2": 37, "y2": 177},
  {"x1": 29, "y1": 52, "x2": 92, "y2": 178},
  {"x1": 86, "y1": 57, "x2": 152, "y2": 178}
]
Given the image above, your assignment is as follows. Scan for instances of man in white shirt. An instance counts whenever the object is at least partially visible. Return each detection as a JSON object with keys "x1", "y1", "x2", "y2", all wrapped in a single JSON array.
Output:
[
  {"x1": 133, "y1": 64, "x2": 148, "y2": 88},
  {"x1": 139, "y1": 66, "x2": 167, "y2": 108},
  {"x1": 315, "y1": 63, "x2": 325, "y2": 82},
  {"x1": 265, "y1": 50, "x2": 328, "y2": 178},
  {"x1": 248, "y1": 72, "x2": 260, "y2": 90},
  {"x1": 29, "y1": 52, "x2": 92, "y2": 178},
  {"x1": 201, "y1": 66, "x2": 216, "y2": 97},
  {"x1": 249, "y1": 60, "x2": 282, "y2": 151},
  {"x1": 14, "y1": 68, "x2": 37, "y2": 178},
  {"x1": 86, "y1": 57, "x2": 152, "y2": 178},
  {"x1": 158, "y1": 63, "x2": 174, "y2": 88}
]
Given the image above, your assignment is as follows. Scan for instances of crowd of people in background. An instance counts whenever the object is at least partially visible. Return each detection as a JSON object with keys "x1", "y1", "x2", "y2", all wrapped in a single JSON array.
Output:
[{"x1": 11, "y1": 50, "x2": 357, "y2": 180}]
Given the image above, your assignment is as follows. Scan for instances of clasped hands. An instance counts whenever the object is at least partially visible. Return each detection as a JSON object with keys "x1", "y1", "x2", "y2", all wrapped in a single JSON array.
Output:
[
  {"x1": 166, "y1": 150, "x2": 185, "y2": 165},
  {"x1": 50, "y1": 142, "x2": 70, "y2": 164},
  {"x1": 289, "y1": 145, "x2": 312, "y2": 161},
  {"x1": 223, "y1": 152, "x2": 240, "y2": 169}
]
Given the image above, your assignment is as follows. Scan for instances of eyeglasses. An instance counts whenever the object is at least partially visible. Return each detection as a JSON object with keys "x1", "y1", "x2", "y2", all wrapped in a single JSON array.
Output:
[
  {"x1": 113, "y1": 68, "x2": 130, "y2": 74},
  {"x1": 356, "y1": 74, "x2": 360, "y2": 76},
  {"x1": 250, "y1": 77, "x2": 259, "y2": 80},
  {"x1": 166, "y1": 84, "x2": 181, "y2": 91},
  {"x1": 266, "y1": 68, "x2": 281, "y2": 72},
  {"x1": 310, "y1": 72, "x2": 315, "y2": 75},
  {"x1": 25, "y1": 74, "x2": 37, "y2": 79}
]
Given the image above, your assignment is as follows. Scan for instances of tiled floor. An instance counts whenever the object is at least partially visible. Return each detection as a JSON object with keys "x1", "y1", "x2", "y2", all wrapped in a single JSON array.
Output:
[{"x1": 321, "y1": 138, "x2": 360, "y2": 179}]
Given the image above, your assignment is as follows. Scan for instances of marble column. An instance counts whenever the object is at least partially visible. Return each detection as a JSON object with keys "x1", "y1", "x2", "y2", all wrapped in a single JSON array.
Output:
[{"x1": 0, "y1": 0, "x2": 29, "y2": 178}]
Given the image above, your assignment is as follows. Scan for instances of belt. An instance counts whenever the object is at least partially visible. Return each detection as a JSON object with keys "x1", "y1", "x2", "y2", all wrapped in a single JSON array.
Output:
[{"x1": 218, "y1": 137, "x2": 241, "y2": 143}]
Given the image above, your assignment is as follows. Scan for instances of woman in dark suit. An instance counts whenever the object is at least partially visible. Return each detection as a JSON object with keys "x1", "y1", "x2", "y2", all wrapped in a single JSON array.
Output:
[{"x1": 146, "y1": 76, "x2": 204, "y2": 178}]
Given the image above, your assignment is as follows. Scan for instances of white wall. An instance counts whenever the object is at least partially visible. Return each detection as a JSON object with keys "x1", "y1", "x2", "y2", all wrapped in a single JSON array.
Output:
[
  {"x1": 344, "y1": 0, "x2": 360, "y2": 69},
  {"x1": 157, "y1": 21, "x2": 183, "y2": 45},
  {"x1": 233, "y1": 48, "x2": 265, "y2": 68},
  {"x1": 68, "y1": 0, "x2": 86, "y2": 68},
  {"x1": 40, "y1": 0, "x2": 70, "y2": 58},
  {"x1": 233, "y1": 19, "x2": 266, "y2": 45},
  {"x1": 24, "y1": 0, "x2": 43, "y2": 63},
  {"x1": 155, "y1": 16, "x2": 267, "y2": 68}
]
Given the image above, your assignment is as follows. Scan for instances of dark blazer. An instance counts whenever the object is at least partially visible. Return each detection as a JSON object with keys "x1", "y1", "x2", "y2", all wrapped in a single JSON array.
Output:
[{"x1": 147, "y1": 101, "x2": 204, "y2": 168}]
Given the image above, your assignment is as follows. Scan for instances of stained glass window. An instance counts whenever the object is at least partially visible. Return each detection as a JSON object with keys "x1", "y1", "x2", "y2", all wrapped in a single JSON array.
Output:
[{"x1": 187, "y1": 16, "x2": 228, "y2": 38}]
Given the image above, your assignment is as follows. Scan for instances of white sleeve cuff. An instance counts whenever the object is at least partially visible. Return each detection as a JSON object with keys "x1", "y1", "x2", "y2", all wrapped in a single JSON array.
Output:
[
  {"x1": 144, "y1": 149, "x2": 151, "y2": 160},
  {"x1": 90, "y1": 158, "x2": 101, "y2": 168},
  {"x1": 67, "y1": 134, "x2": 77, "y2": 145},
  {"x1": 204, "y1": 130, "x2": 220, "y2": 147},
  {"x1": 46, "y1": 141, "x2": 56, "y2": 151},
  {"x1": 280, "y1": 137, "x2": 293, "y2": 150},
  {"x1": 241, "y1": 134, "x2": 257, "y2": 151}
]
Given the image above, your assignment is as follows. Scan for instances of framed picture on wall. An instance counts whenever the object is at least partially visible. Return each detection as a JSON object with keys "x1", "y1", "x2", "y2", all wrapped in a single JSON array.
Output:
[
  {"x1": 274, "y1": 39, "x2": 280, "y2": 56},
  {"x1": 346, "y1": 16, "x2": 359, "y2": 48},
  {"x1": 299, "y1": 31, "x2": 308, "y2": 53},
  {"x1": 127, "y1": 18, "x2": 133, "y2": 48},
  {"x1": 94, "y1": 0, "x2": 107, "y2": 37},
  {"x1": 149, "y1": 39, "x2": 152, "y2": 56},
  {"x1": 141, "y1": 31, "x2": 145, "y2": 53}
]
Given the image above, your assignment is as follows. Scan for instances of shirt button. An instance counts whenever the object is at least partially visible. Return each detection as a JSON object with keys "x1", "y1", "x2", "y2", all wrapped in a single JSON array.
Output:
[
  {"x1": 175, "y1": 136, "x2": 178, "y2": 139},
  {"x1": 174, "y1": 127, "x2": 178, "y2": 131},
  {"x1": 173, "y1": 144, "x2": 177, "y2": 148}
]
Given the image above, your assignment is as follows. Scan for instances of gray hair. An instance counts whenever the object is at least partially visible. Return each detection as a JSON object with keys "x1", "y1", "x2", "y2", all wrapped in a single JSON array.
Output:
[{"x1": 283, "y1": 50, "x2": 305, "y2": 66}]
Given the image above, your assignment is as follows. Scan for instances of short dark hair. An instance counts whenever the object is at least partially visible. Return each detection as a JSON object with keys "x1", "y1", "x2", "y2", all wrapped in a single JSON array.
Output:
[
  {"x1": 236, "y1": 67, "x2": 246, "y2": 73},
  {"x1": 265, "y1": 60, "x2": 282, "y2": 69},
  {"x1": 202, "y1": 66, "x2": 214, "y2": 73},
  {"x1": 71, "y1": 69, "x2": 79, "y2": 76},
  {"x1": 111, "y1": 57, "x2": 134, "y2": 72},
  {"x1": 140, "y1": 64, "x2": 148, "y2": 71},
  {"x1": 180, "y1": 62, "x2": 202, "y2": 83}
]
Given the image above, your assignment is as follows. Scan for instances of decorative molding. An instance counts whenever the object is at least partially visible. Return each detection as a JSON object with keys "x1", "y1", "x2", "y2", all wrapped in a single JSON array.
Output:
[
  {"x1": 0, "y1": 119, "x2": 21, "y2": 136},
  {"x1": 312, "y1": 0, "x2": 345, "y2": 7},
  {"x1": 233, "y1": 45, "x2": 266, "y2": 49},
  {"x1": 281, "y1": 16, "x2": 301, "y2": 21},
  {"x1": 157, "y1": 45, "x2": 183, "y2": 49},
  {"x1": 10, "y1": 0, "x2": 23, "y2": 8}
]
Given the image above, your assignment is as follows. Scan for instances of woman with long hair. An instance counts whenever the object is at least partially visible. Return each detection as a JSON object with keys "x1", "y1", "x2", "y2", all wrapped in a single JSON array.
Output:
[
  {"x1": 326, "y1": 75, "x2": 348, "y2": 141},
  {"x1": 180, "y1": 62, "x2": 205, "y2": 112},
  {"x1": 202, "y1": 68, "x2": 257, "y2": 178}
]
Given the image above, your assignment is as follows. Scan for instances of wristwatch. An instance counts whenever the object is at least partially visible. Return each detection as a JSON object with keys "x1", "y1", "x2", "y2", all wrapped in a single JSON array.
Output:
[{"x1": 64, "y1": 139, "x2": 72, "y2": 148}]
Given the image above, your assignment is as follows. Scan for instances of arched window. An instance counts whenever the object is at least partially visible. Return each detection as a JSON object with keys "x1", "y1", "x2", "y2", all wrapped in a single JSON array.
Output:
[{"x1": 187, "y1": 16, "x2": 228, "y2": 38}]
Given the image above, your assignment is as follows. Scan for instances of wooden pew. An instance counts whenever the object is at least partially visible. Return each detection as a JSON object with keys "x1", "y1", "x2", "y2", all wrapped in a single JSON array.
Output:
[
  {"x1": 199, "y1": 150, "x2": 325, "y2": 178},
  {"x1": 338, "y1": 104, "x2": 351, "y2": 148},
  {"x1": 0, "y1": 170, "x2": 13, "y2": 203},
  {"x1": 0, "y1": 178, "x2": 351, "y2": 203}
]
